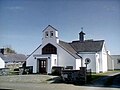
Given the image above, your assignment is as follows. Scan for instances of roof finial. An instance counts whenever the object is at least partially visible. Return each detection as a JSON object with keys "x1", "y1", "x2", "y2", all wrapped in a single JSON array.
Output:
[{"x1": 81, "y1": 27, "x2": 83, "y2": 31}]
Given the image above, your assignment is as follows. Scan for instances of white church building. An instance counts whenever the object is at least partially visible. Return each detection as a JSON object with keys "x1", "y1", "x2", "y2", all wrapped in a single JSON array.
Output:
[{"x1": 26, "y1": 25, "x2": 109, "y2": 74}]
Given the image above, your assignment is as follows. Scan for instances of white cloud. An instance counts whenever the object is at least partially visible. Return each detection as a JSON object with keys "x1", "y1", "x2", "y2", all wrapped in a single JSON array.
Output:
[
  {"x1": 103, "y1": 6, "x2": 117, "y2": 12},
  {"x1": 0, "y1": 34, "x2": 29, "y2": 39},
  {"x1": 5, "y1": 6, "x2": 24, "y2": 11}
]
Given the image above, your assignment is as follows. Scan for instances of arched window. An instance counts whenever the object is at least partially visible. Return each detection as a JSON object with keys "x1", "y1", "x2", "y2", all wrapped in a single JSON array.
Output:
[{"x1": 42, "y1": 43, "x2": 57, "y2": 54}]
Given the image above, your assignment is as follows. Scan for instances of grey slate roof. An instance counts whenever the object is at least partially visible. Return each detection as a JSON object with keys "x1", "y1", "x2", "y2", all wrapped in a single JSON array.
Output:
[
  {"x1": 70, "y1": 40, "x2": 104, "y2": 52},
  {"x1": 5, "y1": 54, "x2": 26, "y2": 62},
  {"x1": 111, "y1": 55, "x2": 120, "y2": 59},
  {"x1": 0, "y1": 53, "x2": 26, "y2": 63},
  {"x1": 0, "y1": 53, "x2": 8, "y2": 61},
  {"x1": 59, "y1": 40, "x2": 104, "y2": 58}
]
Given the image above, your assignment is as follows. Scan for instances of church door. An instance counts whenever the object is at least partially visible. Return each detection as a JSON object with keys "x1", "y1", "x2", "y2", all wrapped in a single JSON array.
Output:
[{"x1": 39, "y1": 59, "x2": 47, "y2": 74}]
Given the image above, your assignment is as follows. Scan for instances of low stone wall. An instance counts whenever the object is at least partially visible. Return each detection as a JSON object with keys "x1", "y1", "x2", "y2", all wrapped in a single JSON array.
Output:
[
  {"x1": 61, "y1": 67, "x2": 91, "y2": 84},
  {"x1": 0, "y1": 68, "x2": 10, "y2": 76}
]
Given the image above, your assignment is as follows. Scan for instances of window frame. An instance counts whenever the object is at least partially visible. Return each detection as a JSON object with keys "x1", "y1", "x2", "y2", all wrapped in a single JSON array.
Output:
[
  {"x1": 117, "y1": 59, "x2": 120, "y2": 64},
  {"x1": 50, "y1": 31, "x2": 54, "y2": 37},
  {"x1": 45, "y1": 31, "x2": 49, "y2": 38}
]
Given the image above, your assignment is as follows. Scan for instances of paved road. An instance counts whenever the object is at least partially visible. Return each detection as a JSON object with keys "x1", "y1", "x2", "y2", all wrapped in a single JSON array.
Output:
[{"x1": 0, "y1": 82, "x2": 119, "y2": 90}]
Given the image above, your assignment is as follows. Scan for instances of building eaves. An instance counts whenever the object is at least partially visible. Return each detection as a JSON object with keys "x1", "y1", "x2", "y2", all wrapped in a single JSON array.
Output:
[
  {"x1": 59, "y1": 40, "x2": 81, "y2": 59},
  {"x1": 26, "y1": 44, "x2": 42, "y2": 60}
]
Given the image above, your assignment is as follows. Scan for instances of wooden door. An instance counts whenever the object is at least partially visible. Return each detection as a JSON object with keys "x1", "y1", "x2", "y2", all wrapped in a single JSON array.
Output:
[{"x1": 39, "y1": 60, "x2": 47, "y2": 74}]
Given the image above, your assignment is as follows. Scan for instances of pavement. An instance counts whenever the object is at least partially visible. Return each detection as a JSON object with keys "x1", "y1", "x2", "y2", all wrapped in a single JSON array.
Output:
[{"x1": 0, "y1": 72, "x2": 120, "y2": 90}]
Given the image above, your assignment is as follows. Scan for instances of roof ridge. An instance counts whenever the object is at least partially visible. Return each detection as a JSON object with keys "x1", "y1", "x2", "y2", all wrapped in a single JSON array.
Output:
[{"x1": 42, "y1": 25, "x2": 58, "y2": 32}]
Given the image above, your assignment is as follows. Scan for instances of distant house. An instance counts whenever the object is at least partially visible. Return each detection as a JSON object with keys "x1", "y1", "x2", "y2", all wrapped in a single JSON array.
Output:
[
  {"x1": 107, "y1": 53, "x2": 114, "y2": 71},
  {"x1": 111, "y1": 55, "x2": 120, "y2": 70},
  {"x1": 0, "y1": 53, "x2": 5, "y2": 68},
  {"x1": 26, "y1": 25, "x2": 110, "y2": 74},
  {"x1": 0, "y1": 48, "x2": 26, "y2": 69}
]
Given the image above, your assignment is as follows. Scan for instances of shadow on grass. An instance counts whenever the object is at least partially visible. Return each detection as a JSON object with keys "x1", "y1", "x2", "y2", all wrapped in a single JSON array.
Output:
[
  {"x1": 104, "y1": 74, "x2": 120, "y2": 87},
  {"x1": 47, "y1": 74, "x2": 120, "y2": 88},
  {"x1": 88, "y1": 74, "x2": 120, "y2": 88}
]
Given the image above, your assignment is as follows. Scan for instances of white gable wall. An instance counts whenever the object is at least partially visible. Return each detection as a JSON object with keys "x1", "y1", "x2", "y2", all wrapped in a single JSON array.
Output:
[
  {"x1": 57, "y1": 45, "x2": 79, "y2": 70},
  {"x1": 76, "y1": 59, "x2": 81, "y2": 70},
  {"x1": 42, "y1": 26, "x2": 59, "y2": 44},
  {"x1": 26, "y1": 54, "x2": 37, "y2": 73},
  {"x1": 0, "y1": 57, "x2": 5, "y2": 68},
  {"x1": 26, "y1": 42, "x2": 80, "y2": 73},
  {"x1": 101, "y1": 43, "x2": 108, "y2": 72}
]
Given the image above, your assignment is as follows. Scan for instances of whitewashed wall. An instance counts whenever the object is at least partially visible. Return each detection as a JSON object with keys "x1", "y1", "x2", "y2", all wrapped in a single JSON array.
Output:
[
  {"x1": 96, "y1": 53, "x2": 100, "y2": 73},
  {"x1": 51, "y1": 54, "x2": 57, "y2": 66},
  {"x1": 57, "y1": 46, "x2": 77, "y2": 69},
  {"x1": 26, "y1": 55, "x2": 37, "y2": 73},
  {"x1": 76, "y1": 59, "x2": 81, "y2": 70},
  {"x1": 107, "y1": 55, "x2": 114, "y2": 70},
  {"x1": 42, "y1": 26, "x2": 59, "y2": 45},
  {"x1": 0, "y1": 57, "x2": 5, "y2": 68},
  {"x1": 79, "y1": 52, "x2": 97, "y2": 73},
  {"x1": 111, "y1": 55, "x2": 120, "y2": 70},
  {"x1": 101, "y1": 43, "x2": 108, "y2": 72}
]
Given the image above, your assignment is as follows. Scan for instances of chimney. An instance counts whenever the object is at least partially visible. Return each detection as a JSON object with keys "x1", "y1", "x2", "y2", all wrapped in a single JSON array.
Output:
[{"x1": 79, "y1": 31, "x2": 85, "y2": 42}]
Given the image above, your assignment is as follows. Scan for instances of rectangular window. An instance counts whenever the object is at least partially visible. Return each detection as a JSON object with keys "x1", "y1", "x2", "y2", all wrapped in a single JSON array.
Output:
[
  {"x1": 50, "y1": 31, "x2": 53, "y2": 37},
  {"x1": 54, "y1": 59, "x2": 57, "y2": 65},
  {"x1": 117, "y1": 59, "x2": 120, "y2": 64},
  {"x1": 45, "y1": 31, "x2": 48, "y2": 38}
]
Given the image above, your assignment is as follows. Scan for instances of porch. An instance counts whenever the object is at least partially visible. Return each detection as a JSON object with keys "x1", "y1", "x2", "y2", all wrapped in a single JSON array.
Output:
[{"x1": 33, "y1": 54, "x2": 57, "y2": 74}]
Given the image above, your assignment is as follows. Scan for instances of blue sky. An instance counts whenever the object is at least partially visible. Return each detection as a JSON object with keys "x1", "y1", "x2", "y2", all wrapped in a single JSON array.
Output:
[{"x1": 0, "y1": 0, "x2": 120, "y2": 55}]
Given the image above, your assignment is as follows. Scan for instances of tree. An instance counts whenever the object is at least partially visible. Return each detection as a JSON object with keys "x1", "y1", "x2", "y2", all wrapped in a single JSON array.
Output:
[{"x1": 5, "y1": 47, "x2": 16, "y2": 54}]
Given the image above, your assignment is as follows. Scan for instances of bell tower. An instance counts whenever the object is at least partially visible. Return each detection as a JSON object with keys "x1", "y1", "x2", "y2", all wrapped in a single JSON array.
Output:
[
  {"x1": 42, "y1": 25, "x2": 59, "y2": 44},
  {"x1": 79, "y1": 30, "x2": 85, "y2": 42},
  {"x1": 79, "y1": 27, "x2": 85, "y2": 42}
]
